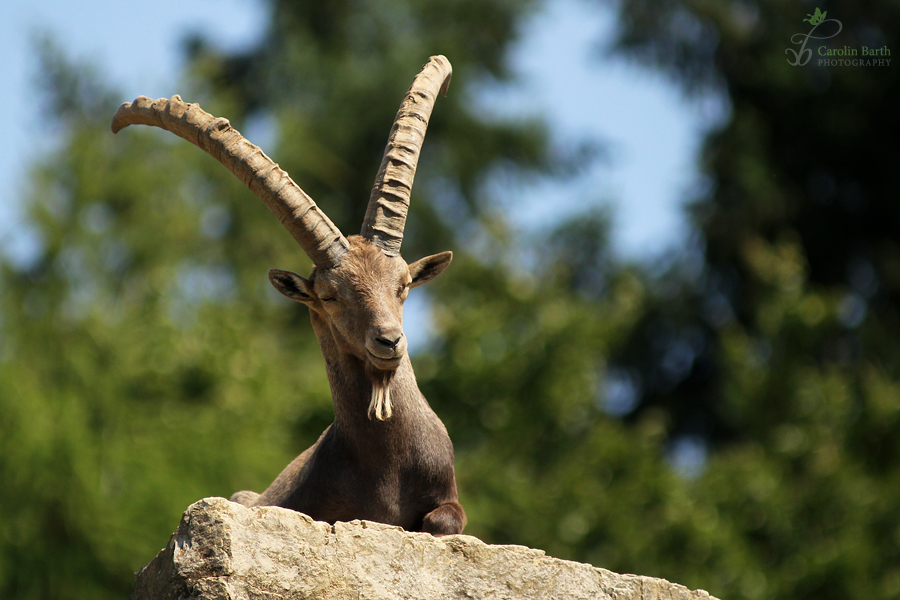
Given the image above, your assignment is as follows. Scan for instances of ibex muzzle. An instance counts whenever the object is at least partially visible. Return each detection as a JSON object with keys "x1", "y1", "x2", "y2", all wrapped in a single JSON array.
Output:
[{"x1": 112, "y1": 56, "x2": 466, "y2": 535}]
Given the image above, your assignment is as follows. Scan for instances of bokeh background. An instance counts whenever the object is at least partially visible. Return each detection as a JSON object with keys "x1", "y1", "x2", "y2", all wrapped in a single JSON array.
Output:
[{"x1": 0, "y1": 1, "x2": 897, "y2": 599}]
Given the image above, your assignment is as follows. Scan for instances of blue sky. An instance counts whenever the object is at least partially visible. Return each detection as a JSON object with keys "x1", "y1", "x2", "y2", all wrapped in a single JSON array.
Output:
[{"x1": 0, "y1": 0, "x2": 725, "y2": 267}]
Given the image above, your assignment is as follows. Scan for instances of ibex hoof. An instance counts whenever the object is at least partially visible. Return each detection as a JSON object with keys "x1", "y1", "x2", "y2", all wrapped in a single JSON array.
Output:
[{"x1": 422, "y1": 501, "x2": 467, "y2": 536}]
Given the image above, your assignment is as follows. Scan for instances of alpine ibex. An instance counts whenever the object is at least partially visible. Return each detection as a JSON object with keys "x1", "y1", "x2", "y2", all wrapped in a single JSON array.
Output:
[{"x1": 112, "y1": 56, "x2": 466, "y2": 535}]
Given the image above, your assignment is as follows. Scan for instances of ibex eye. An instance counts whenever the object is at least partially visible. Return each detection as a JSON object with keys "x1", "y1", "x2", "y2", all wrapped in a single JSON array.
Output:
[{"x1": 320, "y1": 296, "x2": 337, "y2": 302}]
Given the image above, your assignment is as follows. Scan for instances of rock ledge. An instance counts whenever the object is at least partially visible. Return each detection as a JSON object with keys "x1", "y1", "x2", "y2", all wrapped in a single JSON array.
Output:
[{"x1": 131, "y1": 497, "x2": 718, "y2": 600}]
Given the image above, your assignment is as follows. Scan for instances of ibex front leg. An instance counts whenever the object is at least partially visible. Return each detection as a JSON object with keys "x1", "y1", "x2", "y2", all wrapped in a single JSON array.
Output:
[{"x1": 422, "y1": 501, "x2": 467, "y2": 536}]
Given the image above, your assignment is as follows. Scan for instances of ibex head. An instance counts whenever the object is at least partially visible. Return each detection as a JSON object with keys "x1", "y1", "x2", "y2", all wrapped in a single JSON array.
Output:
[
  {"x1": 112, "y1": 56, "x2": 454, "y2": 419},
  {"x1": 269, "y1": 238, "x2": 451, "y2": 371}
]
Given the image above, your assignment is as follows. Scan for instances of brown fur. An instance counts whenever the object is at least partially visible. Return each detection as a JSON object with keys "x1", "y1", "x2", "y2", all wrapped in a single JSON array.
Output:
[{"x1": 231, "y1": 237, "x2": 466, "y2": 535}]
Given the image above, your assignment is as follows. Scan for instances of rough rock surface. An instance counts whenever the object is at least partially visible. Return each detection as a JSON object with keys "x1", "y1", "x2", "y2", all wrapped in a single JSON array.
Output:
[{"x1": 131, "y1": 497, "x2": 718, "y2": 600}]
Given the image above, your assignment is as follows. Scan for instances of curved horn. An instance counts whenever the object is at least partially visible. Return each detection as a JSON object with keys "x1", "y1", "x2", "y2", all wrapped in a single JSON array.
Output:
[
  {"x1": 111, "y1": 95, "x2": 349, "y2": 268},
  {"x1": 361, "y1": 55, "x2": 452, "y2": 256}
]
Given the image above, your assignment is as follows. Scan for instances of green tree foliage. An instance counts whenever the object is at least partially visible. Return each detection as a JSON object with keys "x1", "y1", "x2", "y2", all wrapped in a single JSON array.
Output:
[
  {"x1": 595, "y1": 1, "x2": 900, "y2": 598},
  {"x1": 0, "y1": 45, "x2": 338, "y2": 599}
]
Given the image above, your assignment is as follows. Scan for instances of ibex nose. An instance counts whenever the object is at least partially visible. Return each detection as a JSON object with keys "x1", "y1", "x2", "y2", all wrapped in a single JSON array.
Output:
[{"x1": 375, "y1": 331, "x2": 403, "y2": 350}]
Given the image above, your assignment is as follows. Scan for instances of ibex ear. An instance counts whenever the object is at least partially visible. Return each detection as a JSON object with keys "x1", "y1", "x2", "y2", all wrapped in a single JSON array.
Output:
[
  {"x1": 408, "y1": 251, "x2": 452, "y2": 289},
  {"x1": 269, "y1": 269, "x2": 315, "y2": 304}
]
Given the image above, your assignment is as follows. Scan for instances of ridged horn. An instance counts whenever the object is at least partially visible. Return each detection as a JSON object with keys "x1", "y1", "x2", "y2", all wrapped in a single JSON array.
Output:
[
  {"x1": 111, "y1": 95, "x2": 349, "y2": 268},
  {"x1": 361, "y1": 55, "x2": 452, "y2": 256}
]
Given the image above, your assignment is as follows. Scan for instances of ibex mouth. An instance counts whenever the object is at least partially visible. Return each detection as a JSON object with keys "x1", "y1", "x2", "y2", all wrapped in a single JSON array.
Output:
[{"x1": 366, "y1": 349, "x2": 403, "y2": 371}]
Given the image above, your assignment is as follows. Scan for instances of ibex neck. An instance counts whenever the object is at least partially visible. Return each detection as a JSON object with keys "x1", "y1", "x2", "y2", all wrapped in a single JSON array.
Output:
[
  {"x1": 322, "y1": 348, "x2": 425, "y2": 430},
  {"x1": 307, "y1": 310, "x2": 432, "y2": 436}
]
